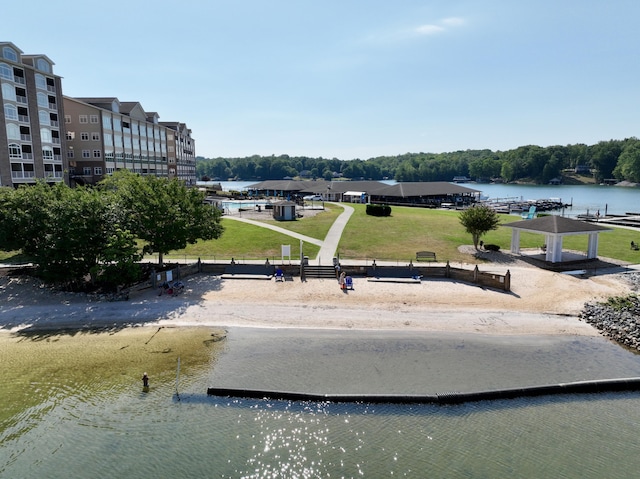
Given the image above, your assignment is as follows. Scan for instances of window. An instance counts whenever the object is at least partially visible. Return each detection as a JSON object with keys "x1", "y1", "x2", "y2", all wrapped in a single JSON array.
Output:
[
  {"x1": 8, "y1": 143, "x2": 22, "y2": 159},
  {"x1": 35, "y1": 74, "x2": 47, "y2": 90},
  {"x1": 4, "y1": 103, "x2": 17, "y2": 120},
  {"x1": 42, "y1": 148, "x2": 54, "y2": 160},
  {"x1": 0, "y1": 62, "x2": 13, "y2": 80},
  {"x1": 80, "y1": 132, "x2": 89, "y2": 141},
  {"x1": 37, "y1": 92, "x2": 48, "y2": 108},
  {"x1": 39, "y1": 110, "x2": 50, "y2": 125},
  {"x1": 64, "y1": 115, "x2": 71, "y2": 124},
  {"x1": 102, "y1": 114, "x2": 111, "y2": 129},
  {"x1": 93, "y1": 150, "x2": 102, "y2": 158},
  {"x1": 83, "y1": 167, "x2": 92, "y2": 175},
  {"x1": 2, "y1": 47, "x2": 18, "y2": 62},
  {"x1": 40, "y1": 128, "x2": 52, "y2": 143},
  {"x1": 6, "y1": 123, "x2": 20, "y2": 140},
  {"x1": 104, "y1": 133, "x2": 112, "y2": 145},
  {"x1": 1, "y1": 82, "x2": 16, "y2": 101},
  {"x1": 79, "y1": 115, "x2": 88, "y2": 124},
  {"x1": 67, "y1": 149, "x2": 74, "y2": 158},
  {"x1": 92, "y1": 132, "x2": 100, "y2": 141},
  {"x1": 94, "y1": 167, "x2": 103, "y2": 175},
  {"x1": 82, "y1": 150, "x2": 91, "y2": 158},
  {"x1": 90, "y1": 115, "x2": 99, "y2": 124},
  {"x1": 36, "y1": 58, "x2": 51, "y2": 73},
  {"x1": 113, "y1": 117, "x2": 121, "y2": 130},
  {"x1": 65, "y1": 131, "x2": 75, "y2": 140}
]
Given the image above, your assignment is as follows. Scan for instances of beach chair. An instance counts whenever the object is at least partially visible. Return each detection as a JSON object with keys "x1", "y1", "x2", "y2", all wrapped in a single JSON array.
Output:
[
  {"x1": 275, "y1": 268, "x2": 284, "y2": 281},
  {"x1": 521, "y1": 205, "x2": 537, "y2": 220},
  {"x1": 344, "y1": 276, "x2": 353, "y2": 290}
]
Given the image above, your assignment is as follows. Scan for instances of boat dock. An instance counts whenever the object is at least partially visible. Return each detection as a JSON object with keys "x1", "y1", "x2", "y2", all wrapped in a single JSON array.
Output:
[{"x1": 481, "y1": 197, "x2": 570, "y2": 214}]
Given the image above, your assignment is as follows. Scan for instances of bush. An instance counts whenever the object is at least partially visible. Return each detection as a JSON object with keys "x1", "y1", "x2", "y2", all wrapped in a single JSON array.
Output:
[{"x1": 366, "y1": 204, "x2": 392, "y2": 217}]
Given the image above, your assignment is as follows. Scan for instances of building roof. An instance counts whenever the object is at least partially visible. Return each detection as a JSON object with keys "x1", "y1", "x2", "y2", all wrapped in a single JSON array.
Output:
[
  {"x1": 503, "y1": 215, "x2": 612, "y2": 234},
  {"x1": 373, "y1": 182, "x2": 480, "y2": 198},
  {"x1": 246, "y1": 180, "x2": 481, "y2": 198}
]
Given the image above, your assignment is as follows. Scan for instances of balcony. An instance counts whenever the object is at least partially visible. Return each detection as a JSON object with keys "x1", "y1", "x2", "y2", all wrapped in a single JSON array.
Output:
[
  {"x1": 14, "y1": 76, "x2": 25, "y2": 85},
  {"x1": 18, "y1": 115, "x2": 29, "y2": 123},
  {"x1": 47, "y1": 85, "x2": 56, "y2": 93},
  {"x1": 48, "y1": 103, "x2": 57, "y2": 110},
  {"x1": 16, "y1": 95, "x2": 27, "y2": 104},
  {"x1": 11, "y1": 171, "x2": 36, "y2": 179},
  {"x1": 20, "y1": 134, "x2": 31, "y2": 141}
]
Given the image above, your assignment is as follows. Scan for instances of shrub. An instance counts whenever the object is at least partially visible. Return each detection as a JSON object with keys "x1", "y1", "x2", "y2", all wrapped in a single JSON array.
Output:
[{"x1": 366, "y1": 204, "x2": 392, "y2": 217}]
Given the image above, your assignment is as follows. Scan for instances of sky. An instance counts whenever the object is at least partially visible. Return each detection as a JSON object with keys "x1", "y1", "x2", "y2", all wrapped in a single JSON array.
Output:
[{"x1": 5, "y1": 1, "x2": 640, "y2": 160}]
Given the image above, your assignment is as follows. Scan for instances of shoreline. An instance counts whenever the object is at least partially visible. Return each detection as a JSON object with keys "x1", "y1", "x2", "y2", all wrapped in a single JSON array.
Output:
[{"x1": 1, "y1": 263, "x2": 635, "y2": 337}]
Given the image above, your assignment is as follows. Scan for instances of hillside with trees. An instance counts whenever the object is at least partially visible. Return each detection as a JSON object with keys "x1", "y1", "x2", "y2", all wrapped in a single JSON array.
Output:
[{"x1": 196, "y1": 138, "x2": 640, "y2": 184}]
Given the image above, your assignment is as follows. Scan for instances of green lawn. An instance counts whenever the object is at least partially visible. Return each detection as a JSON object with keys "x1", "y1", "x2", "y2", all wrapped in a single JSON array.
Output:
[{"x1": 3, "y1": 205, "x2": 640, "y2": 265}]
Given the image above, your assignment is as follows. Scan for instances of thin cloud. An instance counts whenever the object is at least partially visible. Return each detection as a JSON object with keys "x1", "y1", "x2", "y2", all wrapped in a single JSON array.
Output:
[
  {"x1": 415, "y1": 24, "x2": 445, "y2": 35},
  {"x1": 415, "y1": 16, "x2": 466, "y2": 36}
]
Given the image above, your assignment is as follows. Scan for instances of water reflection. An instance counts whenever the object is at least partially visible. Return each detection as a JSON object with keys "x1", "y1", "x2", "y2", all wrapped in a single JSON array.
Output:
[{"x1": 3, "y1": 327, "x2": 640, "y2": 478}]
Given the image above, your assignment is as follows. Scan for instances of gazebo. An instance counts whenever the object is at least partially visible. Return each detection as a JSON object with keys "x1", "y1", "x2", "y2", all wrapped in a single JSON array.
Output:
[{"x1": 503, "y1": 215, "x2": 612, "y2": 263}]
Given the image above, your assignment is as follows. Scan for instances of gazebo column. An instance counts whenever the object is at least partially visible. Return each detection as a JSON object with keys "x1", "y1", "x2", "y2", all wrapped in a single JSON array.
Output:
[
  {"x1": 587, "y1": 232, "x2": 599, "y2": 259},
  {"x1": 545, "y1": 233, "x2": 563, "y2": 263},
  {"x1": 510, "y1": 229, "x2": 521, "y2": 254}
]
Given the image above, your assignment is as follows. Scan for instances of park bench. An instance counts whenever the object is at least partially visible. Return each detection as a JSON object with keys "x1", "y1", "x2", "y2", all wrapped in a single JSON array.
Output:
[{"x1": 416, "y1": 251, "x2": 437, "y2": 262}]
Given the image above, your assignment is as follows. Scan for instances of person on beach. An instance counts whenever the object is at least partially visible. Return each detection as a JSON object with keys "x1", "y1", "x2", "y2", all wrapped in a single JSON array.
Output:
[
  {"x1": 142, "y1": 372, "x2": 149, "y2": 388},
  {"x1": 339, "y1": 271, "x2": 346, "y2": 290}
]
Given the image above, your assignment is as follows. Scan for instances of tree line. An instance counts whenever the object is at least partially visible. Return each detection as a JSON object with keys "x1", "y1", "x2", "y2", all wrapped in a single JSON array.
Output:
[
  {"x1": 0, "y1": 171, "x2": 223, "y2": 290},
  {"x1": 196, "y1": 137, "x2": 640, "y2": 184}
]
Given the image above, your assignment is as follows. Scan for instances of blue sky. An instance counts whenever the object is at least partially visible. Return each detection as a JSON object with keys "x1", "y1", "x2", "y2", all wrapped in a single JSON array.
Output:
[{"x1": 5, "y1": 1, "x2": 640, "y2": 160}]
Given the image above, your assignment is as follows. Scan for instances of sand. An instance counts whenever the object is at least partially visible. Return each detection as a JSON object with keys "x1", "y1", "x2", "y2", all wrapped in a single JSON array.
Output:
[{"x1": 0, "y1": 260, "x2": 634, "y2": 337}]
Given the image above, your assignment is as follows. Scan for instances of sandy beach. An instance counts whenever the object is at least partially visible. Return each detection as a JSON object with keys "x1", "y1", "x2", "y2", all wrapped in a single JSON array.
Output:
[{"x1": 0, "y1": 259, "x2": 634, "y2": 336}]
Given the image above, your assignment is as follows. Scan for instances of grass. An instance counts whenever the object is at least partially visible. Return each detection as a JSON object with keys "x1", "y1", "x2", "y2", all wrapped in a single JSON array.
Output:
[
  {"x1": 162, "y1": 218, "x2": 320, "y2": 262},
  {"x1": 3, "y1": 205, "x2": 640, "y2": 265},
  {"x1": 257, "y1": 205, "x2": 343, "y2": 240}
]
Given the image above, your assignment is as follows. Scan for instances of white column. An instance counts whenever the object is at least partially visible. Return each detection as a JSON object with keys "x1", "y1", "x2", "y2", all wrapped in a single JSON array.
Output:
[
  {"x1": 510, "y1": 229, "x2": 521, "y2": 254},
  {"x1": 587, "y1": 233, "x2": 599, "y2": 259}
]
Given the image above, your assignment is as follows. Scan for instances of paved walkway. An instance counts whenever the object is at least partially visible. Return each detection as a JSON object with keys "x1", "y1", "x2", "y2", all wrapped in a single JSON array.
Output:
[{"x1": 224, "y1": 203, "x2": 354, "y2": 265}]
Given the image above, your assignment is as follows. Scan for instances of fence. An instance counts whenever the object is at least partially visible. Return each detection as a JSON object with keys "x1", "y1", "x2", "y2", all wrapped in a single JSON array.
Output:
[{"x1": 146, "y1": 259, "x2": 510, "y2": 292}]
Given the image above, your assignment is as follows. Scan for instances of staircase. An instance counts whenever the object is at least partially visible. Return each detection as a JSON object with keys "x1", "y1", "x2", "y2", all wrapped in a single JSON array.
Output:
[{"x1": 303, "y1": 265, "x2": 337, "y2": 279}]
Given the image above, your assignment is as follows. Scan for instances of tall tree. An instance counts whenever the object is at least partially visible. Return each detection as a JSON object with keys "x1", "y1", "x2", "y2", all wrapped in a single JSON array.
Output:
[{"x1": 101, "y1": 171, "x2": 224, "y2": 267}]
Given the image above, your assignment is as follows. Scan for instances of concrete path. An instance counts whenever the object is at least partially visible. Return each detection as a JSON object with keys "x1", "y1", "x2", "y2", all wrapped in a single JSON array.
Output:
[{"x1": 224, "y1": 203, "x2": 354, "y2": 265}]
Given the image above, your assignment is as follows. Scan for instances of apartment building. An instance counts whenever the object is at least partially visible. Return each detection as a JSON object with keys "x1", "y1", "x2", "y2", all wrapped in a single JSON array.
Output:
[
  {"x1": 160, "y1": 121, "x2": 196, "y2": 186},
  {"x1": 1, "y1": 41, "x2": 197, "y2": 188},
  {"x1": 63, "y1": 97, "x2": 197, "y2": 186},
  {"x1": 0, "y1": 42, "x2": 67, "y2": 187}
]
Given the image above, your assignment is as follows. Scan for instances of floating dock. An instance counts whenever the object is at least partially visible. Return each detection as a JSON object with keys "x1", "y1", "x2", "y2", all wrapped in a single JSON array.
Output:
[{"x1": 207, "y1": 377, "x2": 640, "y2": 405}]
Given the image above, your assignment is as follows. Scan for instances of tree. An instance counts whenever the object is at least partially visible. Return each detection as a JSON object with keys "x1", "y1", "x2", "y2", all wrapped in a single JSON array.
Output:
[
  {"x1": 613, "y1": 138, "x2": 640, "y2": 182},
  {"x1": 458, "y1": 205, "x2": 500, "y2": 250},
  {"x1": 101, "y1": 171, "x2": 224, "y2": 267},
  {"x1": 0, "y1": 182, "x2": 139, "y2": 288}
]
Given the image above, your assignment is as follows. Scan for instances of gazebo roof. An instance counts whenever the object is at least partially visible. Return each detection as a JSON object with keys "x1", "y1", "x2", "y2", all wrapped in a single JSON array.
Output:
[{"x1": 503, "y1": 215, "x2": 612, "y2": 234}]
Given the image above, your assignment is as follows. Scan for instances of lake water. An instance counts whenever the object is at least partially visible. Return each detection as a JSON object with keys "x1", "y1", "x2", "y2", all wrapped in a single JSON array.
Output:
[
  {"x1": 208, "y1": 181, "x2": 640, "y2": 218},
  {"x1": 3, "y1": 328, "x2": 640, "y2": 478}
]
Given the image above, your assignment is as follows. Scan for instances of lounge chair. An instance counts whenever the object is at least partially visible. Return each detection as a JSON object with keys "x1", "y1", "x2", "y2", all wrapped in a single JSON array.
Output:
[
  {"x1": 344, "y1": 276, "x2": 353, "y2": 290},
  {"x1": 275, "y1": 268, "x2": 284, "y2": 281}
]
